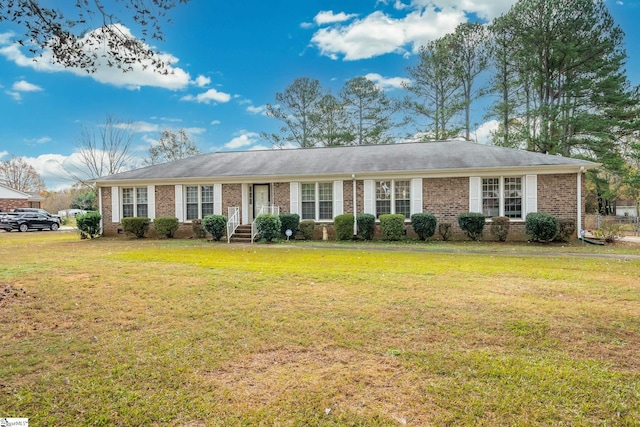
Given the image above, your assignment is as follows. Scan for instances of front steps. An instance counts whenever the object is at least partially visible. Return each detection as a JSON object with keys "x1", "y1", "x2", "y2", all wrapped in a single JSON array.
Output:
[{"x1": 228, "y1": 224, "x2": 252, "y2": 243}]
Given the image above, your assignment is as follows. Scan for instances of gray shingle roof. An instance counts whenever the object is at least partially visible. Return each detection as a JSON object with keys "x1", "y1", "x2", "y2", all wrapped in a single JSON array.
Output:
[{"x1": 95, "y1": 141, "x2": 599, "y2": 182}]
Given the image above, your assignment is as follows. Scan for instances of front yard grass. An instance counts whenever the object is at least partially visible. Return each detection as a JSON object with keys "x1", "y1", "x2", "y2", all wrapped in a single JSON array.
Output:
[{"x1": 1, "y1": 232, "x2": 639, "y2": 425}]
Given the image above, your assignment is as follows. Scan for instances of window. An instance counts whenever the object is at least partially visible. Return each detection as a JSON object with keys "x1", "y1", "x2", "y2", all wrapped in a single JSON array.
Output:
[
  {"x1": 375, "y1": 180, "x2": 410, "y2": 218},
  {"x1": 185, "y1": 185, "x2": 217, "y2": 221},
  {"x1": 482, "y1": 177, "x2": 522, "y2": 219},
  {"x1": 301, "y1": 182, "x2": 333, "y2": 221},
  {"x1": 122, "y1": 187, "x2": 147, "y2": 218}
]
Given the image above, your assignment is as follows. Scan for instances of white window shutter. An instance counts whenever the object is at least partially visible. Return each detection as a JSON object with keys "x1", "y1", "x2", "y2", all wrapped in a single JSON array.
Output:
[
  {"x1": 147, "y1": 185, "x2": 156, "y2": 220},
  {"x1": 411, "y1": 178, "x2": 423, "y2": 215},
  {"x1": 333, "y1": 181, "x2": 343, "y2": 216},
  {"x1": 290, "y1": 182, "x2": 300, "y2": 215},
  {"x1": 111, "y1": 186, "x2": 120, "y2": 223},
  {"x1": 469, "y1": 177, "x2": 482, "y2": 213},
  {"x1": 525, "y1": 175, "x2": 538, "y2": 216},
  {"x1": 175, "y1": 185, "x2": 184, "y2": 222},
  {"x1": 214, "y1": 183, "x2": 223, "y2": 215},
  {"x1": 364, "y1": 180, "x2": 375, "y2": 215}
]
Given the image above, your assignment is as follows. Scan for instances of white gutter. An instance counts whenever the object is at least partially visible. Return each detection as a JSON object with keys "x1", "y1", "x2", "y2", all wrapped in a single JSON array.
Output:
[
  {"x1": 352, "y1": 174, "x2": 357, "y2": 236},
  {"x1": 577, "y1": 166, "x2": 584, "y2": 233}
]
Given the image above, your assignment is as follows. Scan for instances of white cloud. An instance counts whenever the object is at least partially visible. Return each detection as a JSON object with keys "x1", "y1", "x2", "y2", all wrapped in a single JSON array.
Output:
[
  {"x1": 246, "y1": 105, "x2": 267, "y2": 115},
  {"x1": 473, "y1": 120, "x2": 499, "y2": 145},
  {"x1": 0, "y1": 25, "x2": 191, "y2": 90},
  {"x1": 193, "y1": 75, "x2": 211, "y2": 87},
  {"x1": 13, "y1": 80, "x2": 44, "y2": 92},
  {"x1": 211, "y1": 120, "x2": 221, "y2": 125},
  {"x1": 181, "y1": 88, "x2": 232, "y2": 104},
  {"x1": 0, "y1": 150, "x2": 8, "y2": 159},
  {"x1": 24, "y1": 136, "x2": 52, "y2": 145},
  {"x1": 364, "y1": 73, "x2": 409, "y2": 90},
  {"x1": 5, "y1": 91, "x2": 22, "y2": 101},
  {"x1": 224, "y1": 131, "x2": 260, "y2": 149},
  {"x1": 310, "y1": 1, "x2": 516, "y2": 60},
  {"x1": 314, "y1": 10, "x2": 358, "y2": 25}
]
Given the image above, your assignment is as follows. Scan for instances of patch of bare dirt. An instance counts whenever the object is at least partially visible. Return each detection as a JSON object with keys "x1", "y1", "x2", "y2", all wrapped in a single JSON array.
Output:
[
  {"x1": 0, "y1": 284, "x2": 27, "y2": 308},
  {"x1": 201, "y1": 346, "x2": 432, "y2": 424}
]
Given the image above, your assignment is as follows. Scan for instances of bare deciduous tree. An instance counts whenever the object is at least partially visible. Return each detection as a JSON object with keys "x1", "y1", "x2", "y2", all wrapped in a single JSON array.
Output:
[
  {"x1": 0, "y1": 156, "x2": 45, "y2": 192},
  {"x1": 144, "y1": 129, "x2": 201, "y2": 165}
]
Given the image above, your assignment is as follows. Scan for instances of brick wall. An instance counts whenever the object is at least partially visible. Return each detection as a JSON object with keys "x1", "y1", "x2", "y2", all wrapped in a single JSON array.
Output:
[
  {"x1": 343, "y1": 180, "x2": 364, "y2": 215},
  {"x1": 223, "y1": 184, "x2": 242, "y2": 218},
  {"x1": 538, "y1": 174, "x2": 579, "y2": 219},
  {"x1": 155, "y1": 185, "x2": 175, "y2": 217},
  {"x1": 0, "y1": 199, "x2": 30, "y2": 212},
  {"x1": 423, "y1": 177, "x2": 468, "y2": 235},
  {"x1": 273, "y1": 182, "x2": 289, "y2": 213}
]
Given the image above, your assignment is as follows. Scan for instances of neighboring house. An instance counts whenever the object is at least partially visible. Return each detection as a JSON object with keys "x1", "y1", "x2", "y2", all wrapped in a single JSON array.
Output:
[
  {"x1": 93, "y1": 141, "x2": 600, "y2": 240},
  {"x1": 0, "y1": 183, "x2": 43, "y2": 212}
]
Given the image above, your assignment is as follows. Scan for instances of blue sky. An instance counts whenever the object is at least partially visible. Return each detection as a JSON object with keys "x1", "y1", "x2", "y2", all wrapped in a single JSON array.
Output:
[{"x1": 1, "y1": 0, "x2": 639, "y2": 190}]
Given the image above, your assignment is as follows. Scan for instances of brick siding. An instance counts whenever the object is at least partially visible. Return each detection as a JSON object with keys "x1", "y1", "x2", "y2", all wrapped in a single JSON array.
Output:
[
  {"x1": 0, "y1": 199, "x2": 30, "y2": 212},
  {"x1": 273, "y1": 182, "x2": 290, "y2": 214}
]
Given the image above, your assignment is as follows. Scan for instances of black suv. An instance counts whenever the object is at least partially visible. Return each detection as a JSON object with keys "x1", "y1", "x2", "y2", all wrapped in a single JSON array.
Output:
[
  {"x1": 12, "y1": 208, "x2": 60, "y2": 223},
  {"x1": 0, "y1": 212, "x2": 60, "y2": 232}
]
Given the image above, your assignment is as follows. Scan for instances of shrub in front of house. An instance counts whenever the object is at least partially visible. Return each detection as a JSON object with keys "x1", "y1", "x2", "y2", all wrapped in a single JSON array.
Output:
[
  {"x1": 554, "y1": 219, "x2": 576, "y2": 242},
  {"x1": 255, "y1": 214, "x2": 281, "y2": 242},
  {"x1": 490, "y1": 216, "x2": 510, "y2": 242},
  {"x1": 154, "y1": 216, "x2": 179, "y2": 238},
  {"x1": 380, "y1": 214, "x2": 405, "y2": 240},
  {"x1": 411, "y1": 213, "x2": 437, "y2": 241},
  {"x1": 279, "y1": 213, "x2": 300, "y2": 237},
  {"x1": 76, "y1": 211, "x2": 101, "y2": 239},
  {"x1": 299, "y1": 220, "x2": 315, "y2": 240},
  {"x1": 334, "y1": 214, "x2": 355, "y2": 240},
  {"x1": 203, "y1": 214, "x2": 227, "y2": 241},
  {"x1": 356, "y1": 213, "x2": 376, "y2": 240},
  {"x1": 191, "y1": 219, "x2": 206, "y2": 238},
  {"x1": 438, "y1": 222, "x2": 452, "y2": 241},
  {"x1": 457, "y1": 212, "x2": 486, "y2": 241},
  {"x1": 525, "y1": 212, "x2": 559, "y2": 243},
  {"x1": 122, "y1": 217, "x2": 150, "y2": 238}
]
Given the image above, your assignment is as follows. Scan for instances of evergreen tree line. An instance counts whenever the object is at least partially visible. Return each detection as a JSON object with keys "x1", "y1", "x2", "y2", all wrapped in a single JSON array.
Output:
[{"x1": 263, "y1": 0, "x2": 640, "y2": 213}]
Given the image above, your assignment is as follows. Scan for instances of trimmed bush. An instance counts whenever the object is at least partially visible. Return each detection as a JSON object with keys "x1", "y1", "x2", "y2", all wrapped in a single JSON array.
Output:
[
  {"x1": 490, "y1": 216, "x2": 510, "y2": 242},
  {"x1": 191, "y1": 219, "x2": 206, "y2": 238},
  {"x1": 380, "y1": 214, "x2": 405, "y2": 240},
  {"x1": 438, "y1": 223, "x2": 452, "y2": 241},
  {"x1": 555, "y1": 219, "x2": 576, "y2": 242},
  {"x1": 458, "y1": 212, "x2": 486, "y2": 241},
  {"x1": 279, "y1": 213, "x2": 300, "y2": 237},
  {"x1": 203, "y1": 214, "x2": 227, "y2": 241},
  {"x1": 356, "y1": 213, "x2": 376, "y2": 240},
  {"x1": 334, "y1": 214, "x2": 355, "y2": 240},
  {"x1": 255, "y1": 214, "x2": 281, "y2": 242},
  {"x1": 299, "y1": 220, "x2": 315, "y2": 240},
  {"x1": 411, "y1": 213, "x2": 437, "y2": 240},
  {"x1": 154, "y1": 216, "x2": 179, "y2": 238},
  {"x1": 122, "y1": 217, "x2": 150, "y2": 238},
  {"x1": 525, "y1": 212, "x2": 559, "y2": 242},
  {"x1": 76, "y1": 211, "x2": 101, "y2": 239}
]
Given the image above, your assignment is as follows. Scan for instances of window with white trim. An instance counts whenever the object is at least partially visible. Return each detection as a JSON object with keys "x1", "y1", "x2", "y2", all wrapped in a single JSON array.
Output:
[
  {"x1": 301, "y1": 182, "x2": 333, "y2": 220},
  {"x1": 482, "y1": 177, "x2": 523, "y2": 219},
  {"x1": 185, "y1": 185, "x2": 216, "y2": 221},
  {"x1": 375, "y1": 180, "x2": 411, "y2": 218},
  {"x1": 122, "y1": 187, "x2": 147, "y2": 218}
]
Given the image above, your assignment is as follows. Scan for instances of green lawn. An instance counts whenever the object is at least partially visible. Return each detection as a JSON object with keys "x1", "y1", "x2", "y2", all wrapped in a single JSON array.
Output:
[{"x1": 1, "y1": 231, "x2": 639, "y2": 426}]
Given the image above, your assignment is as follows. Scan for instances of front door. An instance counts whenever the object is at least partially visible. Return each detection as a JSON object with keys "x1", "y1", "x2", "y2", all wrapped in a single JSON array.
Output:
[{"x1": 253, "y1": 184, "x2": 270, "y2": 219}]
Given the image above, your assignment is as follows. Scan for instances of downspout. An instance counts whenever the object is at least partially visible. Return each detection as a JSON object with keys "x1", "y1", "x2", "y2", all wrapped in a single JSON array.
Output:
[
  {"x1": 577, "y1": 167, "x2": 584, "y2": 234},
  {"x1": 352, "y1": 174, "x2": 357, "y2": 237},
  {"x1": 98, "y1": 186, "x2": 103, "y2": 236}
]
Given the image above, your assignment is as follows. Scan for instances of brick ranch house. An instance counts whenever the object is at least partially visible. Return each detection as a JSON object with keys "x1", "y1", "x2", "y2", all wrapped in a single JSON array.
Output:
[
  {"x1": 93, "y1": 141, "x2": 599, "y2": 240},
  {"x1": 0, "y1": 183, "x2": 43, "y2": 212}
]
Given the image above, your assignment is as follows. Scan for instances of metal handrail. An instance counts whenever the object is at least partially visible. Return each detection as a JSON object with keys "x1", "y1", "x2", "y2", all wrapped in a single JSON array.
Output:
[{"x1": 227, "y1": 206, "x2": 240, "y2": 243}]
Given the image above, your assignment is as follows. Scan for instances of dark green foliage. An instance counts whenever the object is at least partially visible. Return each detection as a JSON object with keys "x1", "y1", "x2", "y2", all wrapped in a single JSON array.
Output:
[
  {"x1": 525, "y1": 212, "x2": 559, "y2": 243},
  {"x1": 411, "y1": 213, "x2": 437, "y2": 240},
  {"x1": 334, "y1": 214, "x2": 355, "y2": 240},
  {"x1": 380, "y1": 214, "x2": 405, "y2": 240},
  {"x1": 202, "y1": 215, "x2": 227, "y2": 241},
  {"x1": 153, "y1": 216, "x2": 179, "y2": 238},
  {"x1": 490, "y1": 216, "x2": 510, "y2": 242},
  {"x1": 72, "y1": 191, "x2": 97, "y2": 211},
  {"x1": 255, "y1": 214, "x2": 281, "y2": 242},
  {"x1": 75, "y1": 211, "x2": 101, "y2": 239},
  {"x1": 438, "y1": 223, "x2": 453, "y2": 241},
  {"x1": 555, "y1": 219, "x2": 576, "y2": 242},
  {"x1": 356, "y1": 213, "x2": 376, "y2": 240},
  {"x1": 457, "y1": 212, "x2": 486, "y2": 240},
  {"x1": 191, "y1": 219, "x2": 206, "y2": 238},
  {"x1": 121, "y1": 217, "x2": 150, "y2": 238},
  {"x1": 279, "y1": 213, "x2": 300, "y2": 237},
  {"x1": 299, "y1": 220, "x2": 315, "y2": 240}
]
